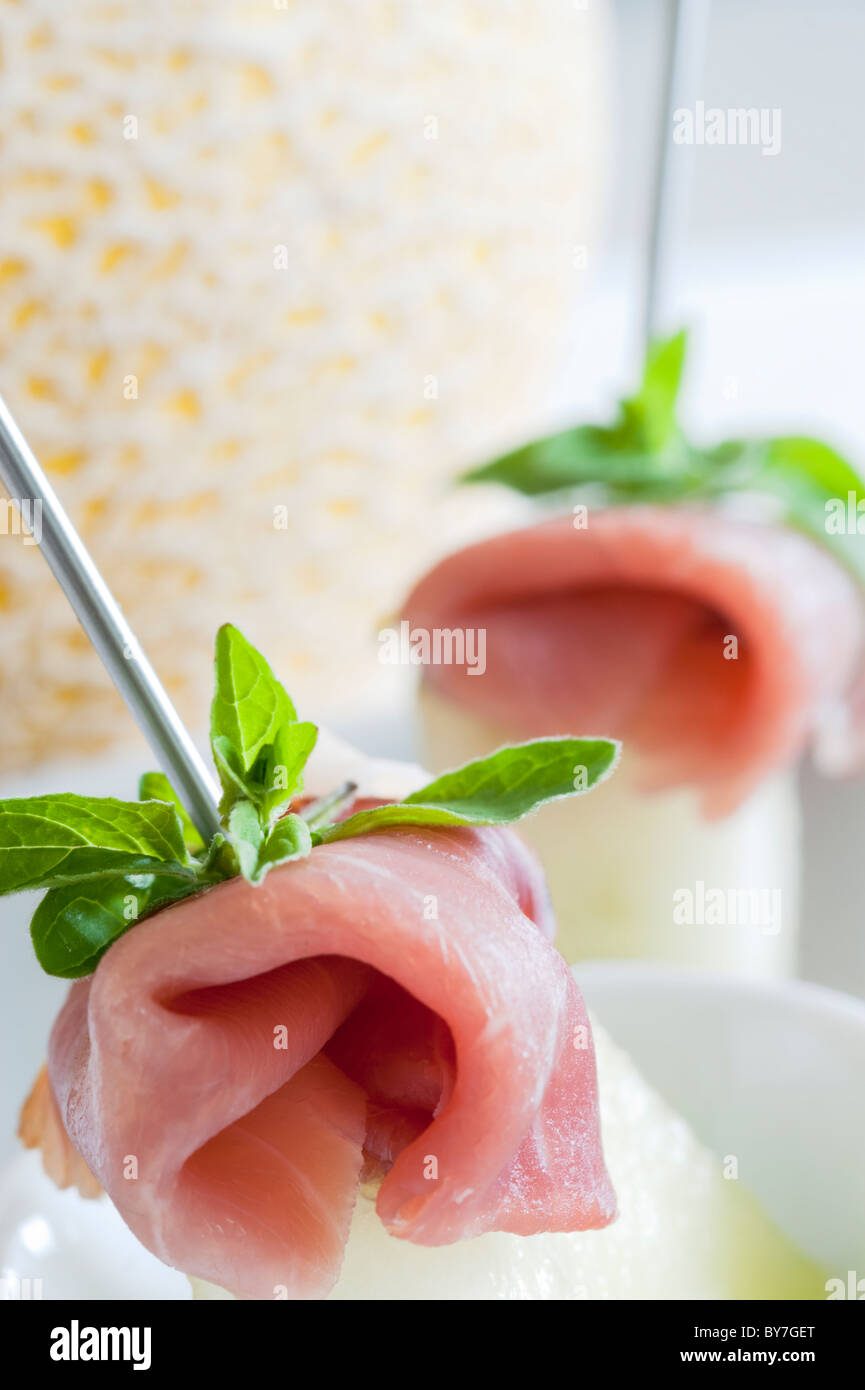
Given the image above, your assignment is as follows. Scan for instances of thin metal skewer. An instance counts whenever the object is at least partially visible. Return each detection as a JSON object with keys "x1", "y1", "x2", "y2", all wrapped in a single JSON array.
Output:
[
  {"x1": 643, "y1": 0, "x2": 711, "y2": 349},
  {"x1": 0, "y1": 394, "x2": 222, "y2": 842}
]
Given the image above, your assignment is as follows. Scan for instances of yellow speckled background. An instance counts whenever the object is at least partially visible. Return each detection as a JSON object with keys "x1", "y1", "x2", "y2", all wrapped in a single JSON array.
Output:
[{"x1": 0, "y1": 0, "x2": 607, "y2": 765}]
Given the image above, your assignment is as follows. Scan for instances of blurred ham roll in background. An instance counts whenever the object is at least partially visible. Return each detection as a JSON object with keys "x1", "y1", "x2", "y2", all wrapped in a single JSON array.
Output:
[
  {"x1": 0, "y1": 0, "x2": 607, "y2": 767},
  {"x1": 404, "y1": 507, "x2": 865, "y2": 975}
]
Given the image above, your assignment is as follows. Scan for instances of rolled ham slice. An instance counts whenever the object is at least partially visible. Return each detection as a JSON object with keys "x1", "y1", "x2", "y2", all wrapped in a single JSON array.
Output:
[
  {"x1": 26, "y1": 819, "x2": 614, "y2": 1300},
  {"x1": 404, "y1": 506, "x2": 864, "y2": 813},
  {"x1": 404, "y1": 507, "x2": 865, "y2": 972}
]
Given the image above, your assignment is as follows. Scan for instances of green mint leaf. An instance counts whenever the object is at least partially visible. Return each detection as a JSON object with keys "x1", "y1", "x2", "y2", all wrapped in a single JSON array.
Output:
[
  {"x1": 211, "y1": 624, "x2": 295, "y2": 780},
  {"x1": 261, "y1": 720, "x2": 318, "y2": 824},
  {"x1": 225, "y1": 800, "x2": 312, "y2": 885},
  {"x1": 210, "y1": 627, "x2": 318, "y2": 824},
  {"x1": 462, "y1": 428, "x2": 702, "y2": 499},
  {"x1": 460, "y1": 425, "x2": 648, "y2": 496},
  {"x1": 211, "y1": 735, "x2": 251, "y2": 816},
  {"x1": 461, "y1": 331, "x2": 691, "y2": 497},
  {"x1": 633, "y1": 328, "x2": 687, "y2": 451},
  {"x1": 679, "y1": 433, "x2": 865, "y2": 586},
  {"x1": 138, "y1": 772, "x2": 205, "y2": 852},
  {"x1": 402, "y1": 737, "x2": 620, "y2": 816},
  {"x1": 226, "y1": 799, "x2": 263, "y2": 882},
  {"x1": 761, "y1": 436, "x2": 865, "y2": 497},
  {"x1": 459, "y1": 330, "x2": 865, "y2": 597},
  {"x1": 199, "y1": 830, "x2": 228, "y2": 874},
  {"x1": 318, "y1": 738, "x2": 619, "y2": 843},
  {"x1": 0, "y1": 795, "x2": 196, "y2": 896},
  {"x1": 30, "y1": 872, "x2": 201, "y2": 979},
  {"x1": 251, "y1": 814, "x2": 312, "y2": 885}
]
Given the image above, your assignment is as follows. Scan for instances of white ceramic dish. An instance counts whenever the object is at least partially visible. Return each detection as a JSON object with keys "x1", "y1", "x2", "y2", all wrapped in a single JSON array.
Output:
[{"x1": 578, "y1": 963, "x2": 865, "y2": 1279}]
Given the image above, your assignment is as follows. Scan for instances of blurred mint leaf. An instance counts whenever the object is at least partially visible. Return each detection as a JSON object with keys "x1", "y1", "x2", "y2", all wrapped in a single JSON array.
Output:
[
  {"x1": 461, "y1": 331, "x2": 865, "y2": 588},
  {"x1": 759, "y1": 437, "x2": 865, "y2": 584},
  {"x1": 686, "y1": 434, "x2": 865, "y2": 586},
  {"x1": 462, "y1": 330, "x2": 692, "y2": 496},
  {"x1": 633, "y1": 327, "x2": 687, "y2": 450}
]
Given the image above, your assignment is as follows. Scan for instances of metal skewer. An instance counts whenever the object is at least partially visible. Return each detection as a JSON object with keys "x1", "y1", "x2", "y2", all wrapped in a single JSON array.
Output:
[
  {"x1": 643, "y1": 0, "x2": 711, "y2": 348},
  {"x1": 0, "y1": 394, "x2": 222, "y2": 842}
]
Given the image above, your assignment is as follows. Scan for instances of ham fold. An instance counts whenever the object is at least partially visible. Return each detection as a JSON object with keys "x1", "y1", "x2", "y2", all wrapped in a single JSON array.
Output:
[
  {"x1": 403, "y1": 506, "x2": 865, "y2": 814},
  {"x1": 27, "y1": 820, "x2": 614, "y2": 1300}
]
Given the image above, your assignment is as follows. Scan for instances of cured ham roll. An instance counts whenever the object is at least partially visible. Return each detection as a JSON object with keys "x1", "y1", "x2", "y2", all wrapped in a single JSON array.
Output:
[
  {"x1": 15, "y1": 1011, "x2": 826, "y2": 1302},
  {"x1": 14, "y1": 730, "x2": 825, "y2": 1300},
  {"x1": 404, "y1": 506, "x2": 865, "y2": 973},
  {"x1": 26, "y1": 819, "x2": 614, "y2": 1300}
]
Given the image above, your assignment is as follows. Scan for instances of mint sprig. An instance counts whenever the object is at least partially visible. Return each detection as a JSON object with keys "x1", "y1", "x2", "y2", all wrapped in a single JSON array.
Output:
[
  {"x1": 211, "y1": 624, "x2": 295, "y2": 786},
  {"x1": 2, "y1": 623, "x2": 619, "y2": 977},
  {"x1": 461, "y1": 330, "x2": 865, "y2": 585},
  {"x1": 210, "y1": 624, "x2": 316, "y2": 819}
]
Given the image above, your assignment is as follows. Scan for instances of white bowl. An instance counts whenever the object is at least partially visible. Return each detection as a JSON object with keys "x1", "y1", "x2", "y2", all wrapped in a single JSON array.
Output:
[{"x1": 578, "y1": 962, "x2": 865, "y2": 1276}]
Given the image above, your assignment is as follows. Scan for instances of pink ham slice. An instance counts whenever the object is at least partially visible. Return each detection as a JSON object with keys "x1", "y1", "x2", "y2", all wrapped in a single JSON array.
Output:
[
  {"x1": 27, "y1": 822, "x2": 613, "y2": 1300},
  {"x1": 403, "y1": 506, "x2": 865, "y2": 814}
]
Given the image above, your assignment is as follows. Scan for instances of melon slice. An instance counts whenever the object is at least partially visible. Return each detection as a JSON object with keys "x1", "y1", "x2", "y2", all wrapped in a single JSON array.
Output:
[{"x1": 419, "y1": 685, "x2": 800, "y2": 978}]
